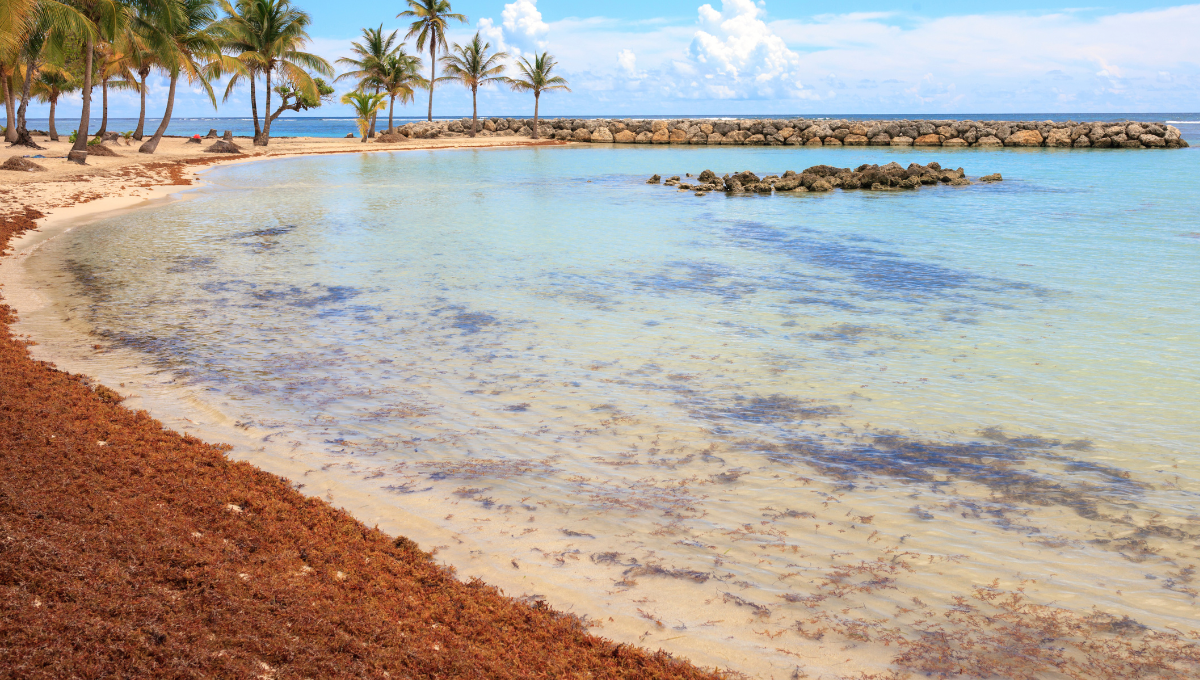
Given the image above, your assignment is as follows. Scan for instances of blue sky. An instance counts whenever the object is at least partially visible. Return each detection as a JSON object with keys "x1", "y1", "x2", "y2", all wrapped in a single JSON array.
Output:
[{"x1": 31, "y1": 0, "x2": 1200, "y2": 122}]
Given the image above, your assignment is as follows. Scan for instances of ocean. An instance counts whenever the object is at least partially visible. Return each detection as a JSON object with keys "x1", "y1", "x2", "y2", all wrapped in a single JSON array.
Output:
[
  {"x1": 21, "y1": 113, "x2": 1200, "y2": 140},
  {"x1": 14, "y1": 141, "x2": 1200, "y2": 677}
]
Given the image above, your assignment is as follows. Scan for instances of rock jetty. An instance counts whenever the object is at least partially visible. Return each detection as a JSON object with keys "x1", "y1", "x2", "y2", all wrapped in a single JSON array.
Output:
[
  {"x1": 386, "y1": 118, "x2": 1187, "y2": 149},
  {"x1": 649, "y1": 162, "x2": 999, "y2": 194}
]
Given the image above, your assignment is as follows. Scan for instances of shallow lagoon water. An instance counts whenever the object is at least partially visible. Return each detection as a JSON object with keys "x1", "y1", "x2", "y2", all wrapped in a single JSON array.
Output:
[{"x1": 23, "y1": 144, "x2": 1200, "y2": 676}]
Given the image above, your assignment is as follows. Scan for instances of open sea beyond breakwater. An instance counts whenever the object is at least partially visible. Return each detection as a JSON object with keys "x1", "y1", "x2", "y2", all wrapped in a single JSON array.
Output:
[
  {"x1": 22, "y1": 112, "x2": 1200, "y2": 142},
  {"x1": 16, "y1": 142, "x2": 1200, "y2": 677}
]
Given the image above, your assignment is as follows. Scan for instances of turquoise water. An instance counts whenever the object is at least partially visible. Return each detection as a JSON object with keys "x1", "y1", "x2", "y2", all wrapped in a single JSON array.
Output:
[{"x1": 38, "y1": 144, "x2": 1200, "y2": 676}]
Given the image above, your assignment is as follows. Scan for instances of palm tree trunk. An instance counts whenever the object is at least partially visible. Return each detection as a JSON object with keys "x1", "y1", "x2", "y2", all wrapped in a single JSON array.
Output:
[
  {"x1": 69, "y1": 34, "x2": 95, "y2": 163},
  {"x1": 427, "y1": 45, "x2": 435, "y2": 122},
  {"x1": 133, "y1": 70, "x2": 148, "y2": 140},
  {"x1": 13, "y1": 55, "x2": 42, "y2": 148},
  {"x1": 138, "y1": 70, "x2": 177, "y2": 154},
  {"x1": 532, "y1": 91, "x2": 540, "y2": 140},
  {"x1": 470, "y1": 86, "x2": 477, "y2": 138},
  {"x1": 388, "y1": 94, "x2": 395, "y2": 132},
  {"x1": 3, "y1": 74, "x2": 16, "y2": 143},
  {"x1": 250, "y1": 74, "x2": 262, "y2": 141},
  {"x1": 368, "y1": 86, "x2": 378, "y2": 137},
  {"x1": 48, "y1": 97, "x2": 58, "y2": 140},
  {"x1": 257, "y1": 67, "x2": 272, "y2": 146},
  {"x1": 94, "y1": 79, "x2": 109, "y2": 140}
]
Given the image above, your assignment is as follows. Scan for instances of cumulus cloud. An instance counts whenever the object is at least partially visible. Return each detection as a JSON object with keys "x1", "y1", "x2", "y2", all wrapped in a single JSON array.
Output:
[
  {"x1": 617, "y1": 49, "x2": 643, "y2": 78},
  {"x1": 684, "y1": 0, "x2": 807, "y2": 99},
  {"x1": 477, "y1": 0, "x2": 549, "y2": 57}
]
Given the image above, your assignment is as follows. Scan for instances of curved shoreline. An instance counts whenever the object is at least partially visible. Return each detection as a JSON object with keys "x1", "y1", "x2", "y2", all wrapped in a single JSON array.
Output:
[{"x1": 0, "y1": 139, "x2": 726, "y2": 678}]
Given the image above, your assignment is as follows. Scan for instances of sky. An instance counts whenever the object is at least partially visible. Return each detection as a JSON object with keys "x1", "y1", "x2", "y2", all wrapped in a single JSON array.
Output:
[{"x1": 29, "y1": 0, "x2": 1200, "y2": 122}]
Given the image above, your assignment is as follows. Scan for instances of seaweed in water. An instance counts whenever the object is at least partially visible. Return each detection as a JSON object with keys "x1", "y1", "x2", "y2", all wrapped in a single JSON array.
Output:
[{"x1": 693, "y1": 394, "x2": 841, "y2": 424}]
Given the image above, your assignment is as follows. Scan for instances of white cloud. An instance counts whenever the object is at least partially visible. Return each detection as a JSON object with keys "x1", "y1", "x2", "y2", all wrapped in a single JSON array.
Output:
[
  {"x1": 617, "y1": 49, "x2": 642, "y2": 78},
  {"x1": 684, "y1": 0, "x2": 806, "y2": 99},
  {"x1": 502, "y1": 0, "x2": 549, "y2": 54}
]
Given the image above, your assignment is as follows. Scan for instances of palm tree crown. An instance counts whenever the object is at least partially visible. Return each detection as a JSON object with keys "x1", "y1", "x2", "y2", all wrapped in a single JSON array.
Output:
[
  {"x1": 438, "y1": 31, "x2": 505, "y2": 137},
  {"x1": 397, "y1": 0, "x2": 465, "y2": 121},
  {"x1": 504, "y1": 51, "x2": 569, "y2": 140}
]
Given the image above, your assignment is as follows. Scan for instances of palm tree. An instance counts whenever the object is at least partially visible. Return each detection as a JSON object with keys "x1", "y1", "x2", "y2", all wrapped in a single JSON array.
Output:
[
  {"x1": 376, "y1": 48, "x2": 423, "y2": 133},
  {"x1": 437, "y1": 32, "x2": 505, "y2": 138},
  {"x1": 397, "y1": 0, "x2": 464, "y2": 122},
  {"x1": 32, "y1": 63, "x2": 78, "y2": 140},
  {"x1": 67, "y1": 0, "x2": 126, "y2": 162},
  {"x1": 138, "y1": 0, "x2": 221, "y2": 154},
  {"x1": 212, "y1": 0, "x2": 330, "y2": 146},
  {"x1": 92, "y1": 35, "x2": 137, "y2": 141},
  {"x1": 335, "y1": 25, "x2": 399, "y2": 138},
  {"x1": 122, "y1": 14, "x2": 159, "y2": 140},
  {"x1": 4, "y1": 0, "x2": 88, "y2": 147},
  {"x1": 340, "y1": 90, "x2": 385, "y2": 143},
  {"x1": 503, "y1": 51, "x2": 569, "y2": 140}
]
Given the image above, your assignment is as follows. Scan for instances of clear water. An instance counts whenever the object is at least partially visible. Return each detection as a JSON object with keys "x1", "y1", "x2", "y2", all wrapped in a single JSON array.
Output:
[{"x1": 27, "y1": 144, "x2": 1200, "y2": 676}]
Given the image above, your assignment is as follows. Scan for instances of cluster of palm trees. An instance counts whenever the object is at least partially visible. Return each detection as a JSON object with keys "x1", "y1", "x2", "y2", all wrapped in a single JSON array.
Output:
[
  {"x1": 3, "y1": 0, "x2": 331, "y2": 162},
  {"x1": 2, "y1": 0, "x2": 575, "y2": 161}
]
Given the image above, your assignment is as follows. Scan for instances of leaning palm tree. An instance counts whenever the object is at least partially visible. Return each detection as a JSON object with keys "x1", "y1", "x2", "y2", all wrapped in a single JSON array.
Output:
[
  {"x1": 6, "y1": 0, "x2": 88, "y2": 147},
  {"x1": 138, "y1": 0, "x2": 221, "y2": 154},
  {"x1": 211, "y1": 0, "x2": 330, "y2": 146},
  {"x1": 437, "y1": 32, "x2": 505, "y2": 138},
  {"x1": 397, "y1": 0, "x2": 464, "y2": 122},
  {"x1": 32, "y1": 63, "x2": 78, "y2": 140},
  {"x1": 340, "y1": 90, "x2": 386, "y2": 143},
  {"x1": 503, "y1": 51, "x2": 569, "y2": 140},
  {"x1": 92, "y1": 35, "x2": 138, "y2": 141},
  {"x1": 67, "y1": 0, "x2": 127, "y2": 162},
  {"x1": 335, "y1": 25, "x2": 399, "y2": 138},
  {"x1": 376, "y1": 48, "x2": 423, "y2": 133}
]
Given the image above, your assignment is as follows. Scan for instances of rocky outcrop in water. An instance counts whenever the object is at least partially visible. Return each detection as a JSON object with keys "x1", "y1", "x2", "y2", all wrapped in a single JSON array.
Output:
[
  {"x1": 653, "y1": 162, "x2": 1000, "y2": 194},
  {"x1": 396, "y1": 117, "x2": 1188, "y2": 149}
]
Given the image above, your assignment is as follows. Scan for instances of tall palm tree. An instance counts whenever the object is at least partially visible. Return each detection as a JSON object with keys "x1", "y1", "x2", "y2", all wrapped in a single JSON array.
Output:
[
  {"x1": 212, "y1": 0, "x2": 330, "y2": 146},
  {"x1": 4, "y1": 0, "x2": 88, "y2": 147},
  {"x1": 397, "y1": 0, "x2": 464, "y2": 122},
  {"x1": 138, "y1": 0, "x2": 221, "y2": 154},
  {"x1": 32, "y1": 63, "x2": 78, "y2": 140},
  {"x1": 340, "y1": 90, "x2": 385, "y2": 143},
  {"x1": 122, "y1": 13, "x2": 159, "y2": 140},
  {"x1": 92, "y1": 34, "x2": 137, "y2": 140},
  {"x1": 334, "y1": 25, "x2": 398, "y2": 138},
  {"x1": 503, "y1": 51, "x2": 569, "y2": 140},
  {"x1": 376, "y1": 48, "x2": 423, "y2": 133},
  {"x1": 67, "y1": 0, "x2": 127, "y2": 162},
  {"x1": 437, "y1": 32, "x2": 504, "y2": 138}
]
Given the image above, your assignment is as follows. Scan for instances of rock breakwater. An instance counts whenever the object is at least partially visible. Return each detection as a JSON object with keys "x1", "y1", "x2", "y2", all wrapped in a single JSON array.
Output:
[
  {"x1": 647, "y1": 161, "x2": 998, "y2": 195},
  {"x1": 386, "y1": 118, "x2": 1188, "y2": 149}
]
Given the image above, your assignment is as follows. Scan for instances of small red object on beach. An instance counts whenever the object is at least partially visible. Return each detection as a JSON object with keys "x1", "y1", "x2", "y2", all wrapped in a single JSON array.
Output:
[{"x1": 193, "y1": 134, "x2": 201, "y2": 139}]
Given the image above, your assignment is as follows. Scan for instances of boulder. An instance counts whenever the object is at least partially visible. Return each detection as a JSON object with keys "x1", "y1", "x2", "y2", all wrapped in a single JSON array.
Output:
[
  {"x1": 1140, "y1": 134, "x2": 1165, "y2": 148},
  {"x1": 890, "y1": 136, "x2": 914, "y2": 146},
  {"x1": 824, "y1": 137, "x2": 843, "y2": 146},
  {"x1": 1006, "y1": 129, "x2": 1043, "y2": 147},
  {"x1": 553, "y1": 129, "x2": 573, "y2": 141},
  {"x1": 949, "y1": 178, "x2": 972, "y2": 186},
  {"x1": 591, "y1": 127, "x2": 614, "y2": 143},
  {"x1": 979, "y1": 173, "x2": 1002, "y2": 182},
  {"x1": 843, "y1": 134, "x2": 868, "y2": 146},
  {"x1": 614, "y1": 130, "x2": 635, "y2": 143},
  {"x1": 1092, "y1": 137, "x2": 1112, "y2": 148},
  {"x1": 848, "y1": 123, "x2": 868, "y2": 136},
  {"x1": 516, "y1": 126, "x2": 533, "y2": 137},
  {"x1": 897, "y1": 177, "x2": 921, "y2": 189},
  {"x1": 650, "y1": 129, "x2": 670, "y2": 144},
  {"x1": 975, "y1": 136, "x2": 1003, "y2": 147},
  {"x1": 804, "y1": 137, "x2": 822, "y2": 147},
  {"x1": 943, "y1": 138, "x2": 968, "y2": 147},
  {"x1": 345, "y1": 132, "x2": 355, "y2": 138},
  {"x1": 669, "y1": 128, "x2": 688, "y2": 143},
  {"x1": 810, "y1": 179, "x2": 833, "y2": 192},
  {"x1": 1, "y1": 156, "x2": 47, "y2": 172},
  {"x1": 700, "y1": 123, "x2": 714, "y2": 134},
  {"x1": 651, "y1": 120, "x2": 669, "y2": 133},
  {"x1": 635, "y1": 131, "x2": 653, "y2": 144},
  {"x1": 1165, "y1": 125, "x2": 1182, "y2": 141},
  {"x1": 1045, "y1": 128, "x2": 1072, "y2": 147},
  {"x1": 869, "y1": 134, "x2": 891, "y2": 146},
  {"x1": 914, "y1": 134, "x2": 942, "y2": 146},
  {"x1": 688, "y1": 133, "x2": 708, "y2": 144},
  {"x1": 1120, "y1": 139, "x2": 1143, "y2": 148},
  {"x1": 698, "y1": 169, "x2": 718, "y2": 183},
  {"x1": 448, "y1": 120, "x2": 464, "y2": 133},
  {"x1": 646, "y1": 174, "x2": 661, "y2": 184},
  {"x1": 707, "y1": 133, "x2": 725, "y2": 144},
  {"x1": 1072, "y1": 136, "x2": 1091, "y2": 148},
  {"x1": 484, "y1": 119, "x2": 497, "y2": 132},
  {"x1": 573, "y1": 128, "x2": 592, "y2": 142},
  {"x1": 746, "y1": 133, "x2": 766, "y2": 145}
]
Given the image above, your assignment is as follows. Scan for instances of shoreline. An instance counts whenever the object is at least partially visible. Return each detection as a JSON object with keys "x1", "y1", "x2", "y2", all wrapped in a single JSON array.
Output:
[{"x1": 0, "y1": 137, "x2": 727, "y2": 678}]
